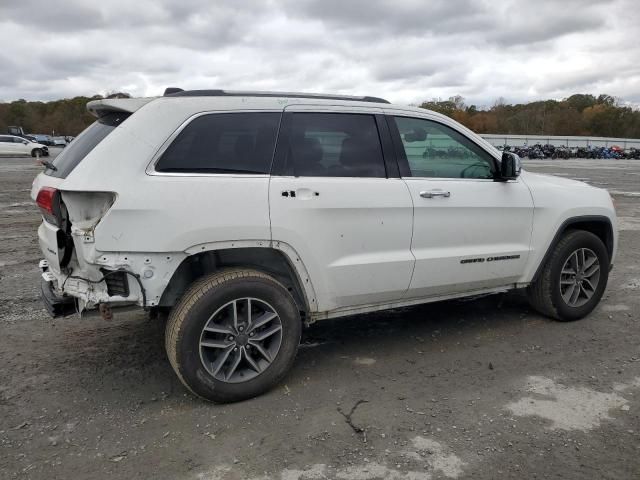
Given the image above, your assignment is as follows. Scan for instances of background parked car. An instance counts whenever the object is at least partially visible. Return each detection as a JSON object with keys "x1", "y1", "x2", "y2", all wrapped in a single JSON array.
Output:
[
  {"x1": 7, "y1": 125, "x2": 26, "y2": 137},
  {"x1": 0, "y1": 135, "x2": 49, "y2": 157},
  {"x1": 29, "y1": 134, "x2": 54, "y2": 146},
  {"x1": 51, "y1": 136, "x2": 67, "y2": 147}
]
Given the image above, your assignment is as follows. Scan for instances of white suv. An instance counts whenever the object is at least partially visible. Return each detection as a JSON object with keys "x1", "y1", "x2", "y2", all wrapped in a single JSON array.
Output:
[
  {"x1": 0, "y1": 134, "x2": 49, "y2": 157},
  {"x1": 32, "y1": 89, "x2": 617, "y2": 402}
]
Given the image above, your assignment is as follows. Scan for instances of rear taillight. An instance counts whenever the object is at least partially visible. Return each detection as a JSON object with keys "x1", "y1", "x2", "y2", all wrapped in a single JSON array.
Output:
[
  {"x1": 36, "y1": 187, "x2": 56, "y2": 213},
  {"x1": 36, "y1": 187, "x2": 61, "y2": 226}
]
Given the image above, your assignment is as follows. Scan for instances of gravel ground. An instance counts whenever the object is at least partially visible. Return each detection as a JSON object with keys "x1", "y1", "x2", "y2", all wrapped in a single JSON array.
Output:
[{"x1": 1, "y1": 152, "x2": 639, "y2": 480}]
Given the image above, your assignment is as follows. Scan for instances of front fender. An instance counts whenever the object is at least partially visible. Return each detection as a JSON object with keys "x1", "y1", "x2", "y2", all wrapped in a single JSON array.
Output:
[{"x1": 519, "y1": 171, "x2": 617, "y2": 283}]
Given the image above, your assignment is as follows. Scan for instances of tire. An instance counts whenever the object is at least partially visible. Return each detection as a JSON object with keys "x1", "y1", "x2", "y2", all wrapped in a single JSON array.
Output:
[
  {"x1": 527, "y1": 230, "x2": 609, "y2": 321},
  {"x1": 31, "y1": 148, "x2": 42, "y2": 158},
  {"x1": 165, "y1": 268, "x2": 302, "y2": 403}
]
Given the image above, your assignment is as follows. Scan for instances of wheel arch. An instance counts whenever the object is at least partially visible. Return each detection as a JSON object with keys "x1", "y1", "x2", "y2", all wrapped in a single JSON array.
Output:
[
  {"x1": 532, "y1": 215, "x2": 614, "y2": 282},
  {"x1": 159, "y1": 246, "x2": 316, "y2": 320}
]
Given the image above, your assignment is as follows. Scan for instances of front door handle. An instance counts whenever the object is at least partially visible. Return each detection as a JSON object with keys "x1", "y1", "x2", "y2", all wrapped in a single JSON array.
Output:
[{"x1": 420, "y1": 190, "x2": 451, "y2": 198}]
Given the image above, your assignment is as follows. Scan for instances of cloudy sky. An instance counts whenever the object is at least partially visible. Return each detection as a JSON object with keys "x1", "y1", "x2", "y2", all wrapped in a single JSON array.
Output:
[{"x1": 1, "y1": 0, "x2": 638, "y2": 107}]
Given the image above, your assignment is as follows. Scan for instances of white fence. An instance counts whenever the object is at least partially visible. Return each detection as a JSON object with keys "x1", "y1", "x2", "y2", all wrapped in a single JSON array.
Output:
[{"x1": 480, "y1": 134, "x2": 640, "y2": 149}]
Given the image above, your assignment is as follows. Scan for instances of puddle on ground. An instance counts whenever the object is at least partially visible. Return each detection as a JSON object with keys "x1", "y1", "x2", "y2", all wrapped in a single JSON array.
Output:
[
  {"x1": 354, "y1": 357, "x2": 377, "y2": 366},
  {"x1": 197, "y1": 436, "x2": 465, "y2": 480},
  {"x1": 601, "y1": 304, "x2": 631, "y2": 312},
  {"x1": 405, "y1": 437, "x2": 465, "y2": 478},
  {"x1": 505, "y1": 376, "x2": 630, "y2": 431}
]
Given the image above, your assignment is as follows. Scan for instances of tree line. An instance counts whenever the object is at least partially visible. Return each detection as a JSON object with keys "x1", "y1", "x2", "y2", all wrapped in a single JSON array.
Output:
[
  {"x1": 0, "y1": 93, "x2": 129, "y2": 136},
  {"x1": 420, "y1": 94, "x2": 640, "y2": 138},
  {"x1": 0, "y1": 96, "x2": 98, "y2": 136},
  {"x1": 1, "y1": 92, "x2": 639, "y2": 138}
]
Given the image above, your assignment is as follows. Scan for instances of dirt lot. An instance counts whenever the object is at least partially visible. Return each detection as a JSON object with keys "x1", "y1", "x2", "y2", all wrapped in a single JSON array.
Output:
[{"x1": 1, "y1": 153, "x2": 639, "y2": 480}]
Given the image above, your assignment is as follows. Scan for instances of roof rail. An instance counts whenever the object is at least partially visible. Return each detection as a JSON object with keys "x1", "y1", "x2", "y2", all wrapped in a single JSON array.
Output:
[{"x1": 162, "y1": 88, "x2": 390, "y2": 104}]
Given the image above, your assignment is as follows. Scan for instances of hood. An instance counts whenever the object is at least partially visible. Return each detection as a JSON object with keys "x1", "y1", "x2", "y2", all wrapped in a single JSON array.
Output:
[
  {"x1": 521, "y1": 170, "x2": 594, "y2": 189},
  {"x1": 520, "y1": 169, "x2": 614, "y2": 218}
]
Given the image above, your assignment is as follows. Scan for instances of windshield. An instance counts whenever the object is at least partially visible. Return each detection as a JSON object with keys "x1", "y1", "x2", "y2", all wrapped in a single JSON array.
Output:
[{"x1": 45, "y1": 112, "x2": 130, "y2": 178}]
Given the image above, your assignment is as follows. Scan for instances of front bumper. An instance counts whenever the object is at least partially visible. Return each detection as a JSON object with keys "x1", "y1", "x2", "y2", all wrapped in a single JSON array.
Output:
[{"x1": 40, "y1": 277, "x2": 76, "y2": 318}]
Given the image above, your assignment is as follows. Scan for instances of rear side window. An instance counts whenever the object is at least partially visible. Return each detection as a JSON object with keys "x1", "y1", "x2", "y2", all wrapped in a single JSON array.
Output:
[
  {"x1": 156, "y1": 112, "x2": 281, "y2": 174},
  {"x1": 47, "y1": 112, "x2": 130, "y2": 178},
  {"x1": 281, "y1": 113, "x2": 386, "y2": 177}
]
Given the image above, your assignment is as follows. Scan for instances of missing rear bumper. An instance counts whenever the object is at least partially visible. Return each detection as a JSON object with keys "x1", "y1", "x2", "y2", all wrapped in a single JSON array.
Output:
[{"x1": 40, "y1": 278, "x2": 76, "y2": 318}]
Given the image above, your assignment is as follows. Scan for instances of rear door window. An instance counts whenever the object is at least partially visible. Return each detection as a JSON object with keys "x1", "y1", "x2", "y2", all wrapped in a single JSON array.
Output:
[
  {"x1": 46, "y1": 112, "x2": 130, "y2": 178},
  {"x1": 278, "y1": 113, "x2": 386, "y2": 177},
  {"x1": 155, "y1": 112, "x2": 281, "y2": 174}
]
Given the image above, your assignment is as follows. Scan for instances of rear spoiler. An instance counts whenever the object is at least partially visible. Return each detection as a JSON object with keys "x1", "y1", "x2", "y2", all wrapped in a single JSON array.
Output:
[{"x1": 86, "y1": 98, "x2": 155, "y2": 118}]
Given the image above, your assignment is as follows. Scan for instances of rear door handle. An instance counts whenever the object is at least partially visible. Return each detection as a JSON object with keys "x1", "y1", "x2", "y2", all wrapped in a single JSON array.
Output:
[
  {"x1": 281, "y1": 189, "x2": 320, "y2": 199},
  {"x1": 420, "y1": 190, "x2": 451, "y2": 198}
]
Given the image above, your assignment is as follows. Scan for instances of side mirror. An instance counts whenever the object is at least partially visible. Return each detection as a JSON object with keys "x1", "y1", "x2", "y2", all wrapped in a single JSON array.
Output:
[
  {"x1": 500, "y1": 151, "x2": 521, "y2": 180},
  {"x1": 23, "y1": 140, "x2": 28, "y2": 145}
]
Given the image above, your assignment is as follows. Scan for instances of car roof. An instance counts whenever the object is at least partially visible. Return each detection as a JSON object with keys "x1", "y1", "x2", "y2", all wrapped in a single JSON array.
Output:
[
  {"x1": 84, "y1": 89, "x2": 489, "y2": 150},
  {"x1": 87, "y1": 92, "x2": 430, "y2": 119}
]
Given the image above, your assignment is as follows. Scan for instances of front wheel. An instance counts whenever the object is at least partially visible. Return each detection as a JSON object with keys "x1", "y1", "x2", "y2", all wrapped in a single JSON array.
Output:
[
  {"x1": 165, "y1": 269, "x2": 302, "y2": 403},
  {"x1": 31, "y1": 148, "x2": 43, "y2": 157},
  {"x1": 527, "y1": 230, "x2": 609, "y2": 321}
]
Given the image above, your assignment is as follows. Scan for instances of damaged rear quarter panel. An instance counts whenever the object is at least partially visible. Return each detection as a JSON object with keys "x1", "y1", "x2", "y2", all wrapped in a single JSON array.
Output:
[
  {"x1": 60, "y1": 191, "x2": 188, "y2": 309},
  {"x1": 41, "y1": 97, "x2": 290, "y2": 310}
]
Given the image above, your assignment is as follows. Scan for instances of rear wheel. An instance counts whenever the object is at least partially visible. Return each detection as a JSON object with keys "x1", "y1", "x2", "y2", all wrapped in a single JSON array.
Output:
[
  {"x1": 165, "y1": 269, "x2": 301, "y2": 403},
  {"x1": 527, "y1": 230, "x2": 609, "y2": 321}
]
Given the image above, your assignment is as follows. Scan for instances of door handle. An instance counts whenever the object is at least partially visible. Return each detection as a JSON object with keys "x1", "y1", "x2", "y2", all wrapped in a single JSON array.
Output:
[
  {"x1": 420, "y1": 190, "x2": 451, "y2": 198},
  {"x1": 281, "y1": 189, "x2": 320, "y2": 199}
]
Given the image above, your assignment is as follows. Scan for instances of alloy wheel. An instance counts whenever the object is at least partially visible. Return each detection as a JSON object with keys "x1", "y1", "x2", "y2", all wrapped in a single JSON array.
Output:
[
  {"x1": 199, "y1": 298, "x2": 283, "y2": 383},
  {"x1": 559, "y1": 248, "x2": 601, "y2": 308}
]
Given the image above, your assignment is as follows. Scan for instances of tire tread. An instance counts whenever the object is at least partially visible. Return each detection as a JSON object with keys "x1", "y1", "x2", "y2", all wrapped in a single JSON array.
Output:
[
  {"x1": 165, "y1": 268, "x2": 293, "y2": 402},
  {"x1": 527, "y1": 230, "x2": 606, "y2": 321}
]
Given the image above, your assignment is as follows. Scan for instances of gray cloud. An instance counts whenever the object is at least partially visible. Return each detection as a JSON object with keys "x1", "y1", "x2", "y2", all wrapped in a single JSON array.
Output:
[
  {"x1": 0, "y1": 0, "x2": 106, "y2": 32},
  {"x1": 486, "y1": 0, "x2": 611, "y2": 46},
  {"x1": 280, "y1": 0, "x2": 493, "y2": 35},
  {"x1": 0, "y1": 0, "x2": 637, "y2": 107}
]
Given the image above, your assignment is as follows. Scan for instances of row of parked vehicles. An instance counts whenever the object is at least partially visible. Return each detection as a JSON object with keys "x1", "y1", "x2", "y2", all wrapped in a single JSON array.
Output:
[
  {"x1": 7, "y1": 126, "x2": 72, "y2": 146},
  {"x1": 0, "y1": 134, "x2": 50, "y2": 157},
  {"x1": 498, "y1": 144, "x2": 640, "y2": 159},
  {"x1": 0, "y1": 126, "x2": 74, "y2": 157}
]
